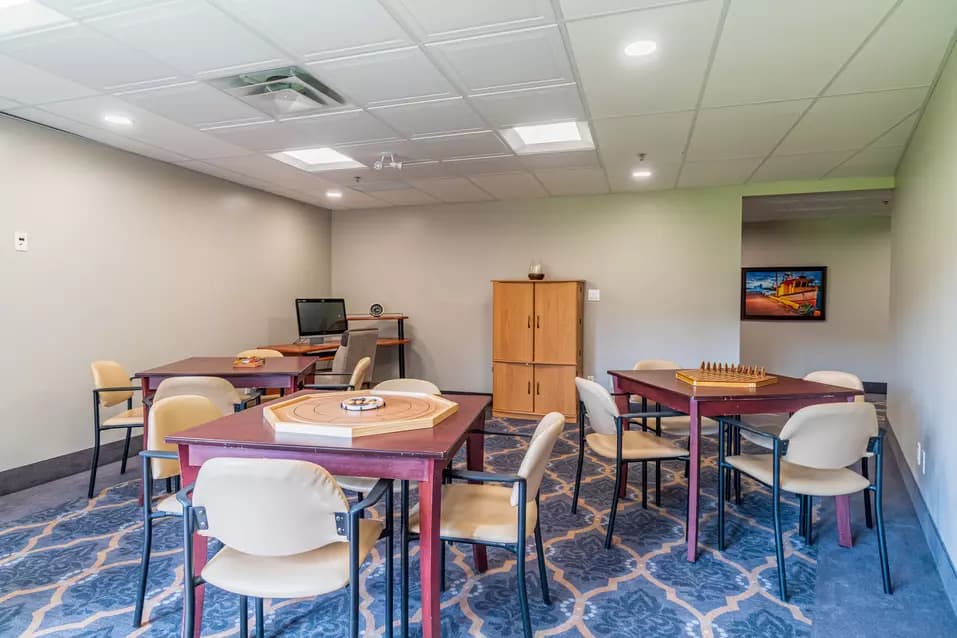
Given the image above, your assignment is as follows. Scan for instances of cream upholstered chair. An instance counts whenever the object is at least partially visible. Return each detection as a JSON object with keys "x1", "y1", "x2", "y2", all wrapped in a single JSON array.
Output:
[
  {"x1": 178, "y1": 457, "x2": 393, "y2": 638},
  {"x1": 134, "y1": 395, "x2": 222, "y2": 627},
  {"x1": 310, "y1": 328, "x2": 379, "y2": 387},
  {"x1": 573, "y1": 377, "x2": 688, "y2": 548},
  {"x1": 407, "y1": 412, "x2": 564, "y2": 638},
  {"x1": 151, "y1": 376, "x2": 253, "y2": 416},
  {"x1": 305, "y1": 356, "x2": 371, "y2": 391},
  {"x1": 718, "y1": 402, "x2": 890, "y2": 601},
  {"x1": 373, "y1": 378, "x2": 441, "y2": 395},
  {"x1": 236, "y1": 348, "x2": 285, "y2": 402},
  {"x1": 89, "y1": 361, "x2": 143, "y2": 498}
]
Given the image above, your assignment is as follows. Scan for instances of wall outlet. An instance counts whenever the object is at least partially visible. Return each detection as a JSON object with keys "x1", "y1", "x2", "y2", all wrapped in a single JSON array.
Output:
[
  {"x1": 586, "y1": 375, "x2": 595, "y2": 382},
  {"x1": 586, "y1": 288, "x2": 600, "y2": 302},
  {"x1": 922, "y1": 449, "x2": 927, "y2": 475},
  {"x1": 14, "y1": 231, "x2": 28, "y2": 252}
]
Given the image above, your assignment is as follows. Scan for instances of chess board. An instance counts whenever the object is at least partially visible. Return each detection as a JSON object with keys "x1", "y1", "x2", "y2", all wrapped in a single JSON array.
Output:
[
  {"x1": 675, "y1": 362, "x2": 777, "y2": 388},
  {"x1": 263, "y1": 390, "x2": 458, "y2": 439}
]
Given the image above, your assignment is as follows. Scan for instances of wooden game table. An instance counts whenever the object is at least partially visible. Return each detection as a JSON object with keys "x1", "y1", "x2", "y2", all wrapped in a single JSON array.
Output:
[
  {"x1": 607, "y1": 369, "x2": 863, "y2": 562},
  {"x1": 167, "y1": 391, "x2": 491, "y2": 638}
]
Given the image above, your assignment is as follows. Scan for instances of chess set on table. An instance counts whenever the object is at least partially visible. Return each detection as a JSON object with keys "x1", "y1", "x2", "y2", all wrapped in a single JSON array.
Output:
[{"x1": 675, "y1": 361, "x2": 778, "y2": 388}]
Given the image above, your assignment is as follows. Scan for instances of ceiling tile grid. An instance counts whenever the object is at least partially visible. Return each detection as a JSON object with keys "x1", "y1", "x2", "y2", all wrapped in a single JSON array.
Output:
[{"x1": 0, "y1": 0, "x2": 953, "y2": 210}]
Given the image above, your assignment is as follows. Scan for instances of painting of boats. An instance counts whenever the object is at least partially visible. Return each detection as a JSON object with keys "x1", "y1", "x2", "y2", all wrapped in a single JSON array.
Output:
[{"x1": 741, "y1": 267, "x2": 827, "y2": 321}]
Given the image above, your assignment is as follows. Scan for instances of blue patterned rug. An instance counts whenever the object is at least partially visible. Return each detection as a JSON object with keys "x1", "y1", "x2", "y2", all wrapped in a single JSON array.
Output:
[{"x1": 1, "y1": 411, "x2": 872, "y2": 637}]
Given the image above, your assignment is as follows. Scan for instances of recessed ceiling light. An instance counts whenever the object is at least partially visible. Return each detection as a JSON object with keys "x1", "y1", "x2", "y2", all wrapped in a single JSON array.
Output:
[
  {"x1": 513, "y1": 121, "x2": 582, "y2": 145},
  {"x1": 0, "y1": 0, "x2": 69, "y2": 37},
  {"x1": 103, "y1": 114, "x2": 133, "y2": 126},
  {"x1": 269, "y1": 147, "x2": 364, "y2": 172},
  {"x1": 632, "y1": 169, "x2": 653, "y2": 178},
  {"x1": 326, "y1": 190, "x2": 343, "y2": 199},
  {"x1": 624, "y1": 40, "x2": 657, "y2": 57}
]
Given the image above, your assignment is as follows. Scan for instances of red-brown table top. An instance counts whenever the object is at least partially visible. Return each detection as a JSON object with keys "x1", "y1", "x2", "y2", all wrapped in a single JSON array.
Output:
[
  {"x1": 167, "y1": 391, "x2": 490, "y2": 460},
  {"x1": 608, "y1": 369, "x2": 863, "y2": 401},
  {"x1": 135, "y1": 356, "x2": 317, "y2": 378}
]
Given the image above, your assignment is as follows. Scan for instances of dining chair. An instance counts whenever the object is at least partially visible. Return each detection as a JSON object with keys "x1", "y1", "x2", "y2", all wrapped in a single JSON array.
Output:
[
  {"x1": 177, "y1": 457, "x2": 394, "y2": 638},
  {"x1": 406, "y1": 412, "x2": 565, "y2": 638},
  {"x1": 573, "y1": 377, "x2": 689, "y2": 547},
  {"x1": 372, "y1": 378, "x2": 441, "y2": 395},
  {"x1": 150, "y1": 376, "x2": 257, "y2": 416},
  {"x1": 89, "y1": 360, "x2": 143, "y2": 498},
  {"x1": 718, "y1": 402, "x2": 890, "y2": 601},
  {"x1": 134, "y1": 395, "x2": 223, "y2": 627},
  {"x1": 305, "y1": 356, "x2": 371, "y2": 391},
  {"x1": 236, "y1": 348, "x2": 285, "y2": 402}
]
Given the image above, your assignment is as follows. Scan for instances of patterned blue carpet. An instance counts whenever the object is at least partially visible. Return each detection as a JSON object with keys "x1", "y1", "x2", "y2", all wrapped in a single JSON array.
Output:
[{"x1": 1, "y1": 414, "x2": 864, "y2": 637}]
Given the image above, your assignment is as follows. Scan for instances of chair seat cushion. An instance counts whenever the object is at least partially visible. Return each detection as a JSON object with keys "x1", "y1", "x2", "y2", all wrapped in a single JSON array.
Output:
[
  {"x1": 409, "y1": 483, "x2": 536, "y2": 545},
  {"x1": 103, "y1": 406, "x2": 143, "y2": 427},
  {"x1": 156, "y1": 494, "x2": 183, "y2": 515},
  {"x1": 586, "y1": 430, "x2": 687, "y2": 461},
  {"x1": 201, "y1": 519, "x2": 383, "y2": 598},
  {"x1": 726, "y1": 454, "x2": 871, "y2": 496},
  {"x1": 335, "y1": 475, "x2": 412, "y2": 494},
  {"x1": 629, "y1": 415, "x2": 720, "y2": 436}
]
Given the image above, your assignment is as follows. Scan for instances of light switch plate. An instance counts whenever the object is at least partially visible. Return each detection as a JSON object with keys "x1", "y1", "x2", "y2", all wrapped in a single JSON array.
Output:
[
  {"x1": 587, "y1": 288, "x2": 600, "y2": 302},
  {"x1": 14, "y1": 232, "x2": 29, "y2": 252}
]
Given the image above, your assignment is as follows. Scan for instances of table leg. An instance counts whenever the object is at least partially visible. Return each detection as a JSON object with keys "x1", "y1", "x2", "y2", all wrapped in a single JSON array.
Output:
[
  {"x1": 686, "y1": 399, "x2": 701, "y2": 562},
  {"x1": 611, "y1": 379, "x2": 631, "y2": 499},
  {"x1": 419, "y1": 460, "x2": 443, "y2": 638},
  {"x1": 288, "y1": 374, "x2": 300, "y2": 397},
  {"x1": 467, "y1": 428, "x2": 489, "y2": 572},
  {"x1": 178, "y1": 445, "x2": 207, "y2": 638},
  {"x1": 834, "y1": 395, "x2": 856, "y2": 548},
  {"x1": 397, "y1": 319, "x2": 406, "y2": 378}
]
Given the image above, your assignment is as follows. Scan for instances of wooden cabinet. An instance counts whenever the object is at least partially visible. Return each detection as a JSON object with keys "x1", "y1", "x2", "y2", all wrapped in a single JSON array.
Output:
[{"x1": 492, "y1": 280, "x2": 583, "y2": 421}]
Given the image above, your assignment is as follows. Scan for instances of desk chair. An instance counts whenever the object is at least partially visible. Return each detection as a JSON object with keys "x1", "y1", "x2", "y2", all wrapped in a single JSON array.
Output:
[
  {"x1": 134, "y1": 395, "x2": 222, "y2": 627},
  {"x1": 151, "y1": 376, "x2": 257, "y2": 416},
  {"x1": 89, "y1": 360, "x2": 143, "y2": 498},
  {"x1": 718, "y1": 402, "x2": 890, "y2": 601},
  {"x1": 305, "y1": 356, "x2": 370, "y2": 391},
  {"x1": 177, "y1": 457, "x2": 393, "y2": 638},
  {"x1": 311, "y1": 328, "x2": 378, "y2": 386},
  {"x1": 406, "y1": 412, "x2": 564, "y2": 638},
  {"x1": 236, "y1": 348, "x2": 284, "y2": 402},
  {"x1": 573, "y1": 377, "x2": 689, "y2": 548}
]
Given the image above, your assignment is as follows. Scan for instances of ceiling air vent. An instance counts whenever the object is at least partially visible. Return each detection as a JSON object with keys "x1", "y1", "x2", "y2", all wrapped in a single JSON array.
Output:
[{"x1": 210, "y1": 66, "x2": 347, "y2": 117}]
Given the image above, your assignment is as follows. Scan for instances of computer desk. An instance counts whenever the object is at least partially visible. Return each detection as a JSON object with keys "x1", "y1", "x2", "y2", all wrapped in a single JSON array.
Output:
[{"x1": 260, "y1": 338, "x2": 412, "y2": 377}]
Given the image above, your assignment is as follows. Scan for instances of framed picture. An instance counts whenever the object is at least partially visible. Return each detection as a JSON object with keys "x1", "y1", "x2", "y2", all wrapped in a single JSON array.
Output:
[{"x1": 741, "y1": 267, "x2": 827, "y2": 321}]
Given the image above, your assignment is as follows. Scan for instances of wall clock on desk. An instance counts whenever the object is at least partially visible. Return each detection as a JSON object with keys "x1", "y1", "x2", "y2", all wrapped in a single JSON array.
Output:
[{"x1": 370, "y1": 303, "x2": 384, "y2": 317}]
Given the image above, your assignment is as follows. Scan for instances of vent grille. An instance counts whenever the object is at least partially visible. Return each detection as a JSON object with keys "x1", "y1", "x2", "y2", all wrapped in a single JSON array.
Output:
[{"x1": 210, "y1": 66, "x2": 347, "y2": 117}]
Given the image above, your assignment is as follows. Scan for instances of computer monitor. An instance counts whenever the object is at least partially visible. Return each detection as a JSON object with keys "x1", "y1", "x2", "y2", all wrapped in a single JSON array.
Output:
[{"x1": 296, "y1": 298, "x2": 348, "y2": 340}]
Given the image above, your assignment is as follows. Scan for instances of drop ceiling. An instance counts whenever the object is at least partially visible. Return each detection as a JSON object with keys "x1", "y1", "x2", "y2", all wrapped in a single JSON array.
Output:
[
  {"x1": 742, "y1": 189, "x2": 895, "y2": 223},
  {"x1": 0, "y1": 0, "x2": 954, "y2": 210}
]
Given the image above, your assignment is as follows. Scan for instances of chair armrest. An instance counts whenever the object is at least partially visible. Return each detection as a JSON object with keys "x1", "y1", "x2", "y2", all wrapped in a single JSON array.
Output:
[
  {"x1": 720, "y1": 416, "x2": 780, "y2": 440},
  {"x1": 621, "y1": 409, "x2": 685, "y2": 420},
  {"x1": 139, "y1": 450, "x2": 178, "y2": 460},
  {"x1": 236, "y1": 389, "x2": 263, "y2": 410},
  {"x1": 303, "y1": 383, "x2": 354, "y2": 391},
  {"x1": 867, "y1": 429, "x2": 887, "y2": 454},
  {"x1": 94, "y1": 385, "x2": 141, "y2": 393},
  {"x1": 311, "y1": 372, "x2": 352, "y2": 380},
  {"x1": 471, "y1": 429, "x2": 532, "y2": 439},
  {"x1": 349, "y1": 478, "x2": 392, "y2": 515},
  {"x1": 176, "y1": 483, "x2": 195, "y2": 509},
  {"x1": 444, "y1": 468, "x2": 523, "y2": 486}
]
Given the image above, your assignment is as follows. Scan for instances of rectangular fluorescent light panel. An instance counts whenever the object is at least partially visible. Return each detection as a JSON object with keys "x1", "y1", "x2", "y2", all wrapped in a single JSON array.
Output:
[
  {"x1": 514, "y1": 121, "x2": 581, "y2": 145},
  {"x1": 269, "y1": 147, "x2": 364, "y2": 172},
  {"x1": 0, "y1": 0, "x2": 70, "y2": 36}
]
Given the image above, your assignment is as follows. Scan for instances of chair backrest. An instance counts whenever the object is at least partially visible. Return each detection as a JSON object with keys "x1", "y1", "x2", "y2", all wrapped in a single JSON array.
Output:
[
  {"x1": 236, "y1": 348, "x2": 284, "y2": 359},
  {"x1": 192, "y1": 457, "x2": 349, "y2": 557},
  {"x1": 803, "y1": 370, "x2": 865, "y2": 402},
  {"x1": 574, "y1": 377, "x2": 619, "y2": 436},
  {"x1": 153, "y1": 376, "x2": 238, "y2": 416},
  {"x1": 148, "y1": 395, "x2": 223, "y2": 479},
  {"x1": 91, "y1": 360, "x2": 135, "y2": 407},
  {"x1": 633, "y1": 359, "x2": 681, "y2": 370},
  {"x1": 331, "y1": 328, "x2": 378, "y2": 378},
  {"x1": 373, "y1": 378, "x2": 441, "y2": 395},
  {"x1": 350, "y1": 357, "x2": 372, "y2": 389},
  {"x1": 511, "y1": 412, "x2": 565, "y2": 506},
  {"x1": 779, "y1": 402, "x2": 878, "y2": 469}
]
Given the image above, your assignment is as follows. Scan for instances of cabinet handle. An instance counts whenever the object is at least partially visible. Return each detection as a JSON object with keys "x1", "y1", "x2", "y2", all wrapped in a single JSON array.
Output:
[
  {"x1": 536, "y1": 315, "x2": 540, "y2": 329},
  {"x1": 527, "y1": 381, "x2": 532, "y2": 394},
  {"x1": 536, "y1": 382, "x2": 540, "y2": 395},
  {"x1": 527, "y1": 316, "x2": 531, "y2": 328}
]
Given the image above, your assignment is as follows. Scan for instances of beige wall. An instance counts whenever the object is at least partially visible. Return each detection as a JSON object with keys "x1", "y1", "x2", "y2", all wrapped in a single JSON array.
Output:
[
  {"x1": 331, "y1": 189, "x2": 745, "y2": 391},
  {"x1": 0, "y1": 116, "x2": 331, "y2": 472},
  {"x1": 741, "y1": 216, "x2": 891, "y2": 381},
  {"x1": 889, "y1": 46, "x2": 957, "y2": 565}
]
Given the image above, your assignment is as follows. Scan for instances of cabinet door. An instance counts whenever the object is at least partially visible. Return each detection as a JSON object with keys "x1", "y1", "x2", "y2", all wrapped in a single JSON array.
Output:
[
  {"x1": 493, "y1": 282, "x2": 534, "y2": 362},
  {"x1": 533, "y1": 282, "x2": 580, "y2": 364},
  {"x1": 533, "y1": 365, "x2": 578, "y2": 418},
  {"x1": 493, "y1": 362, "x2": 534, "y2": 414}
]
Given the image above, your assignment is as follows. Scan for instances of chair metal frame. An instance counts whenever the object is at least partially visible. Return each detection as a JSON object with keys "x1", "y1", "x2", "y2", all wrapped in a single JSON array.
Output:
[
  {"x1": 717, "y1": 416, "x2": 891, "y2": 601},
  {"x1": 89, "y1": 381, "x2": 142, "y2": 498},
  {"x1": 176, "y1": 477, "x2": 394, "y2": 638}
]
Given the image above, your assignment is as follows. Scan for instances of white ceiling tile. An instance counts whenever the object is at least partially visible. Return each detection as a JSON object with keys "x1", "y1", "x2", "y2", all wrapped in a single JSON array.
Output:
[
  {"x1": 0, "y1": 97, "x2": 20, "y2": 110},
  {"x1": 678, "y1": 157, "x2": 762, "y2": 188},
  {"x1": 205, "y1": 155, "x2": 337, "y2": 191},
  {"x1": 319, "y1": 168, "x2": 393, "y2": 186},
  {"x1": 827, "y1": 146, "x2": 904, "y2": 178},
  {"x1": 0, "y1": 54, "x2": 97, "y2": 104},
  {"x1": 604, "y1": 159, "x2": 680, "y2": 192},
  {"x1": 395, "y1": 160, "x2": 457, "y2": 179},
  {"x1": 777, "y1": 87, "x2": 926, "y2": 155},
  {"x1": 370, "y1": 188, "x2": 439, "y2": 206},
  {"x1": 444, "y1": 154, "x2": 524, "y2": 175},
  {"x1": 334, "y1": 139, "x2": 433, "y2": 167},
  {"x1": 216, "y1": 0, "x2": 410, "y2": 59},
  {"x1": 335, "y1": 188, "x2": 393, "y2": 209},
  {"x1": 594, "y1": 111, "x2": 694, "y2": 164},
  {"x1": 119, "y1": 81, "x2": 269, "y2": 127},
  {"x1": 386, "y1": 0, "x2": 555, "y2": 41},
  {"x1": 308, "y1": 47, "x2": 456, "y2": 107},
  {"x1": 175, "y1": 158, "x2": 270, "y2": 189},
  {"x1": 703, "y1": 0, "x2": 898, "y2": 107},
  {"x1": 688, "y1": 99, "x2": 811, "y2": 161},
  {"x1": 429, "y1": 25, "x2": 574, "y2": 93},
  {"x1": 520, "y1": 149, "x2": 600, "y2": 170},
  {"x1": 42, "y1": 0, "x2": 164, "y2": 20},
  {"x1": 370, "y1": 97, "x2": 485, "y2": 137},
  {"x1": 751, "y1": 150, "x2": 856, "y2": 183},
  {"x1": 206, "y1": 110, "x2": 399, "y2": 151},
  {"x1": 469, "y1": 171, "x2": 548, "y2": 199},
  {"x1": 0, "y1": 23, "x2": 181, "y2": 90},
  {"x1": 0, "y1": 2, "x2": 71, "y2": 37},
  {"x1": 409, "y1": 176, "x2": 493, "y2": 202},
  {"x1": 872, "y1": 112, "x2": 918, "y2": 149},
  {"x1": 568, "y1": 0, "x2": 723, "y2": 117},
  {"x1": 411, "y1": 131, "x2": 510, "y2": 160},
  {"x1": 469, "y1": 83, "x2": 585, "y2": 128},
  {"x1": 827, "y1": 0, "x2": 957, "y2": 95},
  {"x1": 535, "y1": 167, "x2": 608, "y2": 196},
  {"x1": 559, "y1": 0, "x2": 685, "y2": 20},
  {"x1": 90, "y1": 1, "x2": 287, "y2": 76}
]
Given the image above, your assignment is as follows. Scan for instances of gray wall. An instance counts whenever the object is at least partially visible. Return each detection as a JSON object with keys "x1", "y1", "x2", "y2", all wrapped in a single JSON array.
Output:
[
  {"x1": 740, "y1": 216, "x2": 891, "y2": 382},
  {"x1": 0, "y1": 116, "x2": 332, "y2": 472},
  {"x1": 889, "y1": 47, "x2": 957, "y2": 567},
  {"x1": 331, "y1": 189, "x2": 744, "y2": 392}
]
